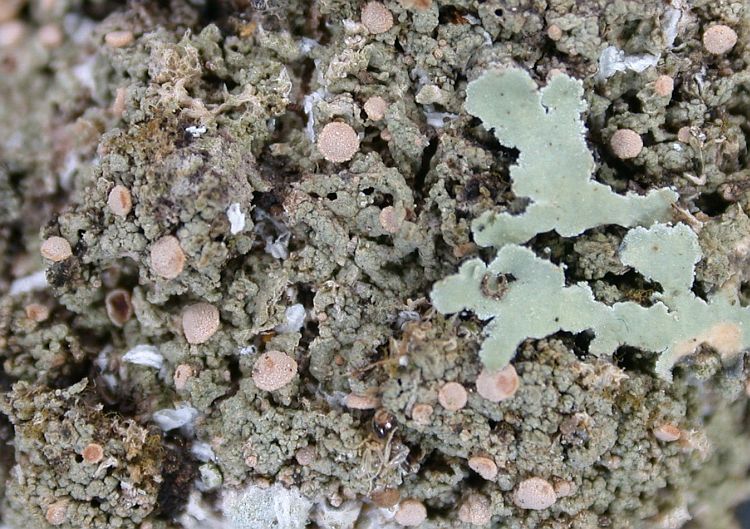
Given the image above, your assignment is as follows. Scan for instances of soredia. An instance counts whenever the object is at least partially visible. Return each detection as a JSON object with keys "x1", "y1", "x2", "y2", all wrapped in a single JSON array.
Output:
[
  {"x1": 465, "y1": 68, "x2": 677, "y2": 247},
  {"x1": 432, "y1": 68, "x2": 750, "y2": 379}
]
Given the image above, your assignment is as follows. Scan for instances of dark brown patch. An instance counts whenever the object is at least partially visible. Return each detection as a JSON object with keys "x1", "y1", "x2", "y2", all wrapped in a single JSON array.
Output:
[{"x1": 156, "y1": 440, "x2": 198, "y2": 519}]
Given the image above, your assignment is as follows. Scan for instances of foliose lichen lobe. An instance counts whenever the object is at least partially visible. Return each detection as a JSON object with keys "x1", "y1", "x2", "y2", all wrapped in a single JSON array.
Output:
[
  {"x1": 0, "y1": 0, "x2": 749, "y2": 528},
  {"x1": 433, "y1": 68, "x2": 750, "y2": 380}
]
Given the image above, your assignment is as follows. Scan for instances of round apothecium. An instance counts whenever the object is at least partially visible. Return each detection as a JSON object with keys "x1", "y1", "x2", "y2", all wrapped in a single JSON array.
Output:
[
  {"x1": 653, "y1": 75, "x2": 674, "y2": 97},
  {"x1": 38, "y1": 23, "x2": 63, "y2": 48},
  {"x1": 107, "y1": 185, "x2": 132, "y2": 216},
  {"x1": 702, "y1": 24, "x2": 737, "y2": 55},
  {"x1": 173, "y1": 364, "x2": 195, "y2": 391},
  {"x1": 40, "y1": 236, "x2": 72, "y2": 262},
  {"x1": 468, "y1": 455, "x2": 498, "y2": 481},
  {"x1": 364, "y1": 95, "x2": 387, "y2": 121},
  {"x1": 546, "y1": 24, "x2": 563, "y2": 41},
  {"x1": 361, "y1": 2, "x2": 394, "y2": 34},
  {"x1": 25, "y1": 303, "x2": 50, "y2": 322},
  {"x1": 513, "y1": 477, "x2": 557, "y2": 510},
  {"x1": 0, "y1": 20, "x2": 25, "y2": 47},
  {"x1": 371, "y1": 488, "x2": 400, "y2": 508},
  {"x1": 105, "y1": 288, "x2": 133, "y2": 327},
  {"x1": 438, "y1": 381, "x2": 468, "y2": 411},
  {"x1": 476, "y1": 364, "x2": 519, "y2": 402},
  {"x1": 317, "y1": 122, "x2": 360, "y2": 163},
  {"x1": 104, "y1": 29, "x2": 134, "y2": 48},
  {"x1": 182, "y1": 302, "x2": 220, "y2": 344},
  {"x1": 252, "y1": 350, "x2": 298, "y2": 391},
  {"x1": 344, "y1": 393, "x2": 380, "y2": 410},
  {"x1": 295, "y1": 445, "x2": 316, "y2": 466},
  {"x1": 82, "y1": 442, "x2": 104, "y2": 464},
  {"x1": 458, "y1": 493, "x2": 492, "y2": 525},
  {"x1": 394, "y1": 498, "x2": 427, "y2": 526},
  {"x1": 610, "y1": 128, "x2": 643, "y2": 159},
  {"x1": 411, "y1": 403, "x2": 433, "y2": 425},
  {"x1": 653, "y1": 423, "x2": 682, "y2": 442},
  {"x1": 150, "y1": 235, "x2": 185, "y2": 279},
  {"x1": 45, "y1": 500, "x2": 68, "y2": 526}
]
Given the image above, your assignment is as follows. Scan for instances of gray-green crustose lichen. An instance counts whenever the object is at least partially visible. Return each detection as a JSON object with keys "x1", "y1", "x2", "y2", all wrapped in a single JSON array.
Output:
[
  {"x1": 378, "y1": 319, "x2": 750, "y2": 528},
  {"x1": 1, "y1": 1, "x2": 750, "y2": 528},
  {"x1": 0, "y1": 380, "x2": 164, "y2": 529}
]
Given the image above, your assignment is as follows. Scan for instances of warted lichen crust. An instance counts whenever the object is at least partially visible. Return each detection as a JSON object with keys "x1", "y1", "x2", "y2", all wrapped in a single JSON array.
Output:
[
  {"x1": 1, "y1": 1, "x2": 750, "y2": 528},
  {"x1": 378, "y1": 319, "x2": 750, "y2": 528},
  {"x1": 1, "y1": 380, "x2": 164, "y2": 529}
]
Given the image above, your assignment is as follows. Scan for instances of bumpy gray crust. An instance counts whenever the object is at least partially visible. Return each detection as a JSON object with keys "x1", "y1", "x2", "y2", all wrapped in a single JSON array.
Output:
[
  {"x1": 0, "y1": 0, "x2": 749, "y2": 528},
  {"x1": 1, "y1": 380, "x2": 164, "y2": 529}
]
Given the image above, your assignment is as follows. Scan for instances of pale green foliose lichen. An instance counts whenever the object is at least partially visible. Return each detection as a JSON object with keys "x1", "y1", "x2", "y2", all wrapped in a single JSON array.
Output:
[
  {"x1": 432, "y1": 67, "x2": 750, "y2": 379},
  {"x1": 433, "y1": 222, "x2": 750, "y2": 379},
  {"x1": 464, "y1": 68, "x2": 678, "y2": 248}
]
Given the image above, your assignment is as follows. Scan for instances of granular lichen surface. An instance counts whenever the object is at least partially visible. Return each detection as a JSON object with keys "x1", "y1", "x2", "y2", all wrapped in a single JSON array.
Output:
[{"x1": 0, "y1": 1, "x2": 749, "y2": 529}]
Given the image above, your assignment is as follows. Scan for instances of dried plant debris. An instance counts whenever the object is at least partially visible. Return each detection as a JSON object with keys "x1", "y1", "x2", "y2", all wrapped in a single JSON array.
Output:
[{"x1": 0, "y1": 1, "x2": 749, "y2": 528}]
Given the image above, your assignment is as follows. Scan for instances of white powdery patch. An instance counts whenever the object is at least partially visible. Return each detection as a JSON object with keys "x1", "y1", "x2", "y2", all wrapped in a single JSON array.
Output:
[
  {"x1": 222, "y1": 483, "x2": 313, "y2": 529},
  {"x1": 238, "y1": 345, "x2": 257, "y2": 356},
  {"x1": 423, "y1": 111, "x2": 457, "y2": 128},
  {"x1": 9, "y1": 270, "x2": 47, "y2": 296},
  {"x1": 312, "y1": 501, "x2": 362, "y2": 529},
  {"x1": 226, "y1": 203, "x2": 246, "y2": 234},
  {"x1": 265, "y1": 232, "x2": 291, "y2": 259},
  {"x1": 597, "y1": 46, "x2": 659, "y2": 80},
  {"x1": 59, "y1": 151, "x2": 81, "y2": 189},
  {"x1": 152, "y1": 404, "x2": 199, "y2": 433},
  {"x1": 342, "y1": 19, "x2": 361, "y2": 33},
  {"x1": 409, "y1": 66, "x2": 432, "y2": 88},
  {"x1": 186, "y1": 125, "x2": 207, "y2": 138},
  {"x1": 397, "y1": 310, "x2": 421, "y2": 329},
  {"x1": 64, "y1": 13, "x2": 95, "y2": 45},
  {"x1": 303, "y1": 85, "x2": 327, "y2": 142},
  {"x1": 180, "y1": 491, "x2": 230, "y2": 529},
  {"x1": 299, "y1": 37, "x2": 318, "y2": 55},
  {"x1": 275, "y1": 304, "x2": 306, "y2": 333},
  {"x1": 94, "y1": 348, "x2": 110, "y2": 372},
  {"x1": 355, "y1": 504, "x2": 400, "y2": 529},
  {"x1": 122, "y1": 344, "x2": 164, "y2": 369},
  {"x1": 191, "y1": 442, "x2": 216, "y2": 462},
  {"x1": 322, "y1": 391, "x2": 355, "y2": 410},
  {"x1": 662, "y1": 4, "x2": 682, "y2": 48},
  {"x1": 694, "y1": 65, "x2": 707, "y2": 91},
  {"x1": 72, "y1": 55, "x2": 97, "y2": 95},
  {"x1": 255, "y1": 208, "x2": 291, "y2": 259}
]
